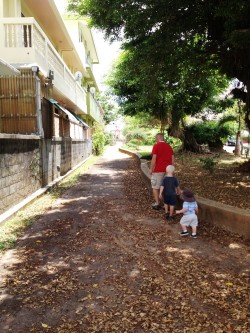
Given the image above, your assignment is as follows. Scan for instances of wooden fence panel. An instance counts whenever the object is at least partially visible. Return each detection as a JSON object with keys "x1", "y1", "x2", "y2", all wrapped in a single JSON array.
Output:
[{"x1": 0, "y1": 72, "x2": 37, "y2": 134}]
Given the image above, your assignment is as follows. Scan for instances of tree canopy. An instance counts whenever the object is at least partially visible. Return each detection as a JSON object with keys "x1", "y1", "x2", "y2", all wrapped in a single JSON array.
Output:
[
  {"x1": 68, "y1": 0, "x2": 250, "y2": 130},
  {"x1": 96, "y1": 92, "x2": 120, "y2": 125},
  {"x1": 106, "y1": 45, "x2": 228, "y2": 134}
]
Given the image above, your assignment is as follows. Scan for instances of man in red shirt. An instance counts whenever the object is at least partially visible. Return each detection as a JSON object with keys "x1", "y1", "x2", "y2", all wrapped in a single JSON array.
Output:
[{"x1": 149, "y1": 133, "x2": 174, "y2": 210}]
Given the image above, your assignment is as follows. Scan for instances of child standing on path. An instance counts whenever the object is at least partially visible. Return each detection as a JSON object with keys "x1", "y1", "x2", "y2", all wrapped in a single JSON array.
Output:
[
  {"x1": 176, "y1": 188, "x2": 198, "y2": 238},
  {"x1": 159, "y1": 165, "x2": 180, "y2": 222}
]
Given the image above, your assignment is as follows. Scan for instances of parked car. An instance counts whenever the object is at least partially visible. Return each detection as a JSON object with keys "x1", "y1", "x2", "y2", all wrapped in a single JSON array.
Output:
[{"x1": 227, "y1": 137, "x2": 236, "y2": 146}]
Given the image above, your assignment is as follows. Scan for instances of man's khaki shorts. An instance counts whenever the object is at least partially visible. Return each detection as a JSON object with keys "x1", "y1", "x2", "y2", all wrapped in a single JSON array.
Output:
[{"x1": 151, "y1": 172, "x2": 165, "y2": 189}]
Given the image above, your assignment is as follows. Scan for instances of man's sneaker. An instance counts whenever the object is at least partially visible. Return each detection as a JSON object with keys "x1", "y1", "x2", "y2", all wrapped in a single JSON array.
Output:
[
  {"x1": 164, "y1": 212, "x2": 169, "y2": 218},
  {"x1": 191, "y1": 234, "x2": 197, "y2": 238},
  {"x1": 151, "y1": 203, "x2": 161, "y2": 210},
  {"x1": 167, "y1": 216, "x2": 174, "y2": 223},
  {"x1": 180, "y1": 231, "x2": 189, "y2": 236}
]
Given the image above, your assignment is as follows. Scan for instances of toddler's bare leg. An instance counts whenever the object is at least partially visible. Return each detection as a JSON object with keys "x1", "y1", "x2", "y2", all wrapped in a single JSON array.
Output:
[
  {"x1": 181, "y1": 225, "x2": 187, "y2": 232},
  {"x1": 169, "y1": 205, "x2": 174, "y2": 216},
  {"x1": 191, "y1": 226, "x2": 197, "y2": 234},
  {"x1": 164, "y1": 203, "x2": 168, "y2": 213}
]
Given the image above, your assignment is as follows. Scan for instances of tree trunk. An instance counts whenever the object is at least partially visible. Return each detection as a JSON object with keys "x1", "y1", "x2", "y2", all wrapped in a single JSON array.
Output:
[
  {"x1": 183, "y1": 130, "x2": 200, "y2": 153},
  {"x1": 245, "y1": 81, "x2": 250, "y2": 133},
  {"x1": 235, "y1": 102, "x2": 242, "y2": 157},
  {"x1": 235, "y1": 131, "x2": 241, "y2": 157}
]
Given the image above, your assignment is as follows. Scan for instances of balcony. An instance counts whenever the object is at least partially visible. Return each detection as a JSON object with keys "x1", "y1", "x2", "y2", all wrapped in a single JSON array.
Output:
[
  {"x1": 87, "y1": 92, "x2": 102, "y2": 123},
  {"x1": 0, "y1": 17, "x2": 87, "y2": 115}
]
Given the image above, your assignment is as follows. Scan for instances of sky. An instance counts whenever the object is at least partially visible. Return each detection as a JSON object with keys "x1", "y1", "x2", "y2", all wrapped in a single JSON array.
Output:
[
  {"x1": 92, "y1": 29, "x2": 121, "y2": 89},
  {"x1": 54, "y1": 0, "x2": 121, "y2": 90}
]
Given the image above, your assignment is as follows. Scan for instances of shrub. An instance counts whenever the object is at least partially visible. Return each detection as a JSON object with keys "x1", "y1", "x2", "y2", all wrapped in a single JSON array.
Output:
[
  {"x1": 127, "y1": 139, "x2": 142, "y2": 150},
  {"x1": 165, "y1": 137, "x2": 182, "y2": 150},
  {"x1": 92, "y1": 125, "x2": 105, "y2": 155},
  {"x1": 199, "y1": 156, "x2": 218, "y2": 174},
  {"x1": 125, "y1": 128, "x2": 147, "y2": 142},
  {"x1": 187, "y1": 120, "x2": 232, "y2": 148},
  {"x1": 104, "y1": 132, "x2": 113, "y2": 145},
  {"x1": 142, "y1": 130, "x2": 159, "y2": 145}
]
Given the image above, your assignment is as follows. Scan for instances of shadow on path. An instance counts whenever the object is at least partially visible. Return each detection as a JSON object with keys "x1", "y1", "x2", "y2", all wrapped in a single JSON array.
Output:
[{"x1": 0, "y1": 144, "x2": 249, "y2": 332}]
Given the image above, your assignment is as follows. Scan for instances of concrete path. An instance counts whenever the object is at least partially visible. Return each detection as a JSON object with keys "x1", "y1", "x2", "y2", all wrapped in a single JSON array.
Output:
[{"x1": 0, "y1": 143, "x2": 249, "y2": 333}]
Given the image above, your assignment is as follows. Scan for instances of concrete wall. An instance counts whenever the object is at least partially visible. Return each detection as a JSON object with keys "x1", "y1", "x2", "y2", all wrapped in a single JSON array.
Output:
[
  {"x1": 42, "y1": 138, "x2": 92, "y2": 185},
  {"x1": 41, "y1": 138, "x2": 71, "y2": 185},
  {"x1": 72, "y1": 139, "x2": 92, "y2": 166},
  {"x1": 0, "y1": 138, "x2": 42, "y2": 215},
  {"x1": 119, "y1": 148, "x2": 250, "y2": 240},
  {"x1": 0, "y1": 137, "x2": 92, "y2": 215}
]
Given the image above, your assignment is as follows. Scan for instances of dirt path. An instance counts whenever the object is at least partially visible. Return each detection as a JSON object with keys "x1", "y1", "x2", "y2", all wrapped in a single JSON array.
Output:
[{"x1": 0, "y1": 145, "x2": 249, "y2": 333}]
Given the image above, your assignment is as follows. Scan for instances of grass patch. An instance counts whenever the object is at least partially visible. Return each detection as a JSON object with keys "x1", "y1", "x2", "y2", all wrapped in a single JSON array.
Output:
[
  {"x1": 123, "y1": 143, "x2": 247, "y2": 170},
  {"x1": 122, "y1": 143, "x2": 152, "y2": 154},
  {"x1": 0, "y1": 155, "x2": 99, "y2": 253},
  {"x1": 176, "y1": 150, "x2": 247, "y2": 170}
]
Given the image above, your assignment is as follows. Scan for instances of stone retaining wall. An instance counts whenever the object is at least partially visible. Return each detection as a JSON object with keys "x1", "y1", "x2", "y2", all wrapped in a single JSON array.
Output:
[
  {"x1": 0, "y1": 137, "x2": 92, "y2": 216},
  {"x1": 0, "y1": 138, "x2": 42, "y2": 215},
  {"x1": 119, "y1": 148, "x2": 250, "y2": 240}
]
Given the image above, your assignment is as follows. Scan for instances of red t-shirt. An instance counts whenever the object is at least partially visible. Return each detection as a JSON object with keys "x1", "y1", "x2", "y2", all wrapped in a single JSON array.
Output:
[{"x1": 151, "y1": 141, "x2": 173, "y2": 172}]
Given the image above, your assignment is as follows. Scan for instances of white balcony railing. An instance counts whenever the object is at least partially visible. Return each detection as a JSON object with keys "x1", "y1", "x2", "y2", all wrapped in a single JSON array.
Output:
[
  {"x1": 0, "y1": 18, "x2": 88, "y2": 115},
  {"x1": 88, "y1": 92, "x2": 102, "y2": 123}
]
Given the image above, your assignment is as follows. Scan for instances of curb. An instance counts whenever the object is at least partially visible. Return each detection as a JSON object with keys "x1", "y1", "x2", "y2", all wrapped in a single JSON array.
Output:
[{"x1": 119, "y1": 147, "x2": 250, "y2": 240}]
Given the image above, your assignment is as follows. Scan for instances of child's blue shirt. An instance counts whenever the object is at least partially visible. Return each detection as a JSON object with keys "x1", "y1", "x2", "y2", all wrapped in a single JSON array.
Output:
[{"x1": 183, "y1": 201, "x2": 198, "y2": 215}]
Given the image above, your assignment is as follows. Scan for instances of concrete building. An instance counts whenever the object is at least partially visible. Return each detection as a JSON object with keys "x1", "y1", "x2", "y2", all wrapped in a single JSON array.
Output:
[{"x1": 0, "y1": 0, "x2": 103, "y2": 216}]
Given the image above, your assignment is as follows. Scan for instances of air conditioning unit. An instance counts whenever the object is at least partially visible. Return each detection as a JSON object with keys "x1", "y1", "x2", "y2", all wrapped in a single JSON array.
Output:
[
  {"x1": 90, "y1": 86, "x2": 96, "y2": 94},
  {"x1": 75, "y1": 71, "x2": 83, "y2": 81}
]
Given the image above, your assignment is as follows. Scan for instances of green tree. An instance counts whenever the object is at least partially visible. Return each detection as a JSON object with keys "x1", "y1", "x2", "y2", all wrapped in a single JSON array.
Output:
[
  {"x1": 107, "y1": 48, "x2": 228, "y2": 138},
  {"x1": 68, "y1": 0, "x2": 250, "y2": 131},
  {"x1": 106, "y1": 51, "x2": 172, "y2": 132},
  {"x1": 96, "y1": 92, "x2": 120, "y2": 125}
]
